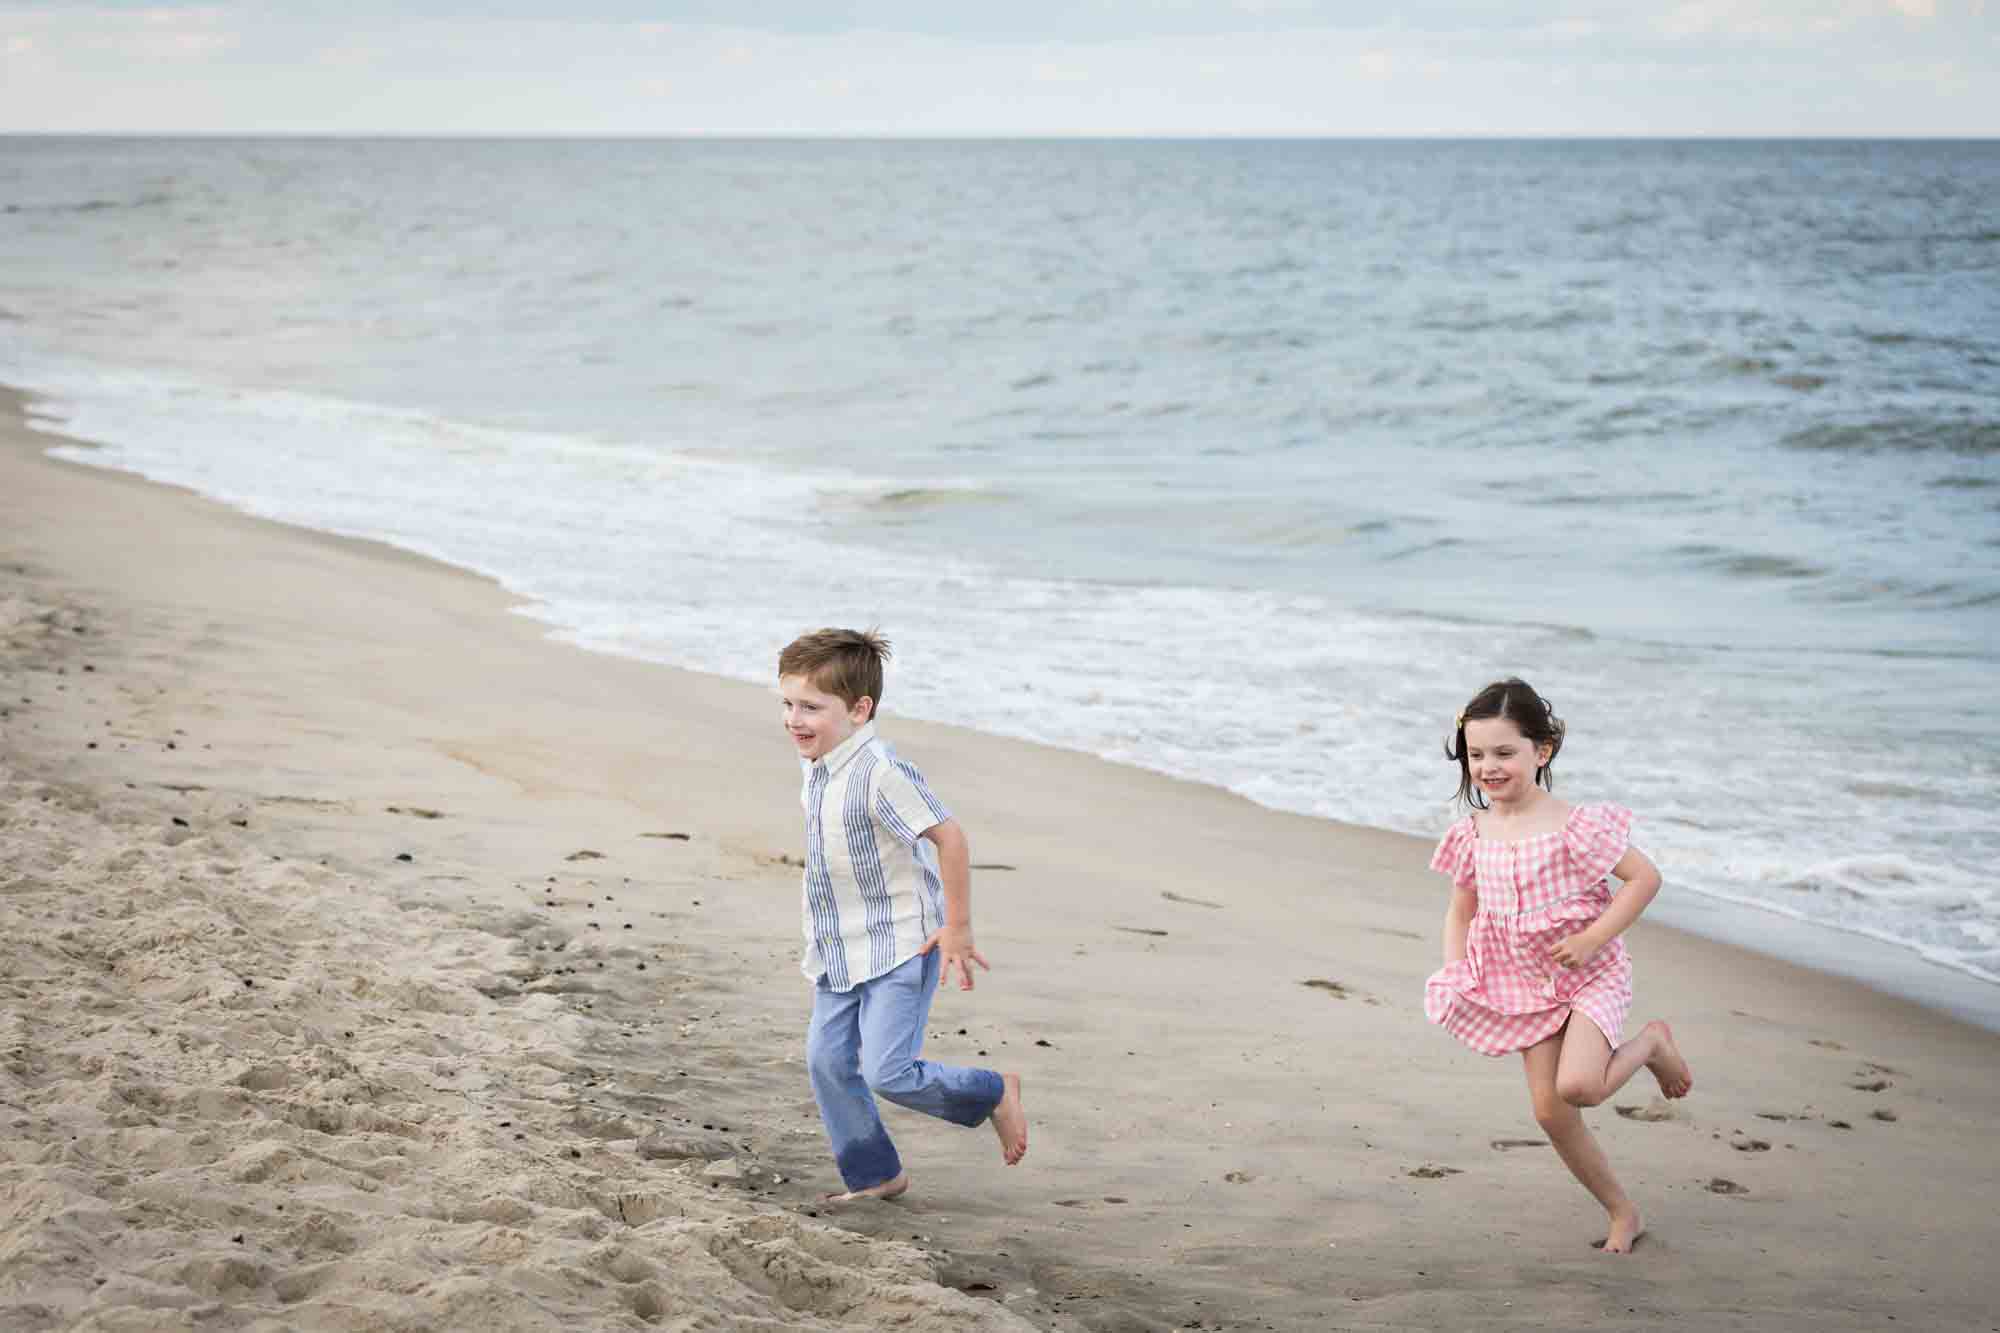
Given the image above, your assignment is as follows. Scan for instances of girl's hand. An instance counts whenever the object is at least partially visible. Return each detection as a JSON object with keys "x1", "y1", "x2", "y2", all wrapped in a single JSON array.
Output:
[{"x1": 1548, "y1": 930, "x2": 1603, "y2": 971}]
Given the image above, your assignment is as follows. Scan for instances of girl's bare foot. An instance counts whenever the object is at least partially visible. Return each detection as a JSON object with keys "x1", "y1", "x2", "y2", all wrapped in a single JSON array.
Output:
[
  {"x1": 820, "y1": 1171, "x2": 909, "y2": 1204},
  {"x1": 990, "y1": 1073, "x2": 1028, "y2": 1166},
  {"x1": 1598, "y1": 1204, "x2": 1646, "y2": 1254},
  {"x1": 1644, "y1": 1020, "x2": 1693, "y2": 1098}
]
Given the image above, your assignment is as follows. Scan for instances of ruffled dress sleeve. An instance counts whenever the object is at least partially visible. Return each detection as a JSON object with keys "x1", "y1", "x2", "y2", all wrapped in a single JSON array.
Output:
[
  {"x1": 1563, "y1": 803, "x2": 1633, "y2": 886},
  {"x1": 1428, "y1": 818, "x2": 1478, "y2": 893}
]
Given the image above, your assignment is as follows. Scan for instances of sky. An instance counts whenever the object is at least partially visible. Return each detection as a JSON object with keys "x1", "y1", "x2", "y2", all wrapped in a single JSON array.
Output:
[{"x1": 1, "y1": 1, "x2": 1995, "y2": 136}]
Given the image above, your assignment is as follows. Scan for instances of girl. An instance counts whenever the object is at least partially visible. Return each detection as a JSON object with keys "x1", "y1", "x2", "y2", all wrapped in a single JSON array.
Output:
[{"x1": 1424, "y1": 678, "x2": 1692, "y2": 1255}]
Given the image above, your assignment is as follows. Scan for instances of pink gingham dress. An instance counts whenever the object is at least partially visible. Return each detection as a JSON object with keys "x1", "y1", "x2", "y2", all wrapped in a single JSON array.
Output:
[{"x1": 1423, "y1": 803, "x2": 1636, "y2": 1056}]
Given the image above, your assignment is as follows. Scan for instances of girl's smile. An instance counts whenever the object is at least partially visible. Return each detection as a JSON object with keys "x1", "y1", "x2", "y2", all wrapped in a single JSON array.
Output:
[{"x1": 1462, "y1": 716, "x2": 1552, "y2": 808}]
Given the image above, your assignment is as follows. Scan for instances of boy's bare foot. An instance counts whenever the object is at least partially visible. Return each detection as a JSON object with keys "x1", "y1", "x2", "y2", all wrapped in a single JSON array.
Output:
[
  {"x1": 1596, "y1": 1205, "x2": 1646, "y2": 1254},
  {"x1": 1644, "y1": 1020, "x2": 1693, "y2": 1098},
  {"x1": 990, "y1": 1074, "x2": 1028, "y2": 1166},
  {"x1": 819, "y1": 1171, "x2": 909, "y2": 1204}
]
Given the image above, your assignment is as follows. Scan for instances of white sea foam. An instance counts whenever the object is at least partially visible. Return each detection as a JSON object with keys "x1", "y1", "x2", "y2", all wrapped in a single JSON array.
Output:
[{"x1": 11, "y1": 348, "x2": 1998, "y2": 994}]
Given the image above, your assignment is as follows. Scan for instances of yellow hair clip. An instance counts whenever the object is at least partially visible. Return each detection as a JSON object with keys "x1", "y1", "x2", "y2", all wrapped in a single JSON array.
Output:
[{"x1": 1454, "y1": 711, "x2": 1466, "y2": 729}]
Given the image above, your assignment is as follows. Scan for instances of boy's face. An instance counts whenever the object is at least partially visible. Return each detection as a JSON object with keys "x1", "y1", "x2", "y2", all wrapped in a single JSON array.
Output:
[{"x1": 779, "y1": 673, "x2": 873, "y2": 762}]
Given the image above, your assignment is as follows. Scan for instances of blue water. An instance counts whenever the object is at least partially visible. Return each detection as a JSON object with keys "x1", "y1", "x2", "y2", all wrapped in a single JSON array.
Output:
[{"x1": 3, "y1": 136, "x2": 1997, "y2": 994}]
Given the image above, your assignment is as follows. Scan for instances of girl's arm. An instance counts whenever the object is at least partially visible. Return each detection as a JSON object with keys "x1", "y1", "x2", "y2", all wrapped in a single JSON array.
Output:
[
  {"x1": 1549, "y1": 846, "x2": 1662, "y2": 968},
  {"x1": 1442, "y1": 885, "x2": 1477, "y2": 965}
]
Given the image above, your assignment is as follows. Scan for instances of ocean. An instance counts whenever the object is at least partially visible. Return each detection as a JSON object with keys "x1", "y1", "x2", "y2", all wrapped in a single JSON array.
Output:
[{"x1": 3, "y1": 136, "x2": 1996, "y2": 1009}]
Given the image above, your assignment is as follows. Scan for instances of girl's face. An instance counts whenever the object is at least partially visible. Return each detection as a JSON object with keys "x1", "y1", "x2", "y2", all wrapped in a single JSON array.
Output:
[{"x1": 1462, "y1": 715, "x2": 1553, "y2": 806}]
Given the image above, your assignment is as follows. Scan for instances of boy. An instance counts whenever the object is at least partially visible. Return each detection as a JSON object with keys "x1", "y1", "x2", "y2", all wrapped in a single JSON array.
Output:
[{"x1": 777, "y1": 627, "x2": 1028, "y2": 1203}]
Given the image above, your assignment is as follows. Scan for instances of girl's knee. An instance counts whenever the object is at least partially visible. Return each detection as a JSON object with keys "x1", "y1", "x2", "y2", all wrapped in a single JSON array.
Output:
[
  {"x1": 1556, "y1": 1075, "x2": 1605, "y2": 1108},
  {"x1": 1531, "y1": 1094, "x2": 1572, "y2": 1131}
]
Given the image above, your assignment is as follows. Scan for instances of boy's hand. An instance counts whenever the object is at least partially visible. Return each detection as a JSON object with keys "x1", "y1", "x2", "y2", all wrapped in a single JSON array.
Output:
[{"x1": 922, "y1": 924, "x2": 990, "y2": 991}]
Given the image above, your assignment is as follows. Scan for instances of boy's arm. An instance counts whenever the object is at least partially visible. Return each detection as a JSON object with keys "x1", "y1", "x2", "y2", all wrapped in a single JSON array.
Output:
[{"x1": 920, "y1": 818, "x2": 990, "y2": 991}]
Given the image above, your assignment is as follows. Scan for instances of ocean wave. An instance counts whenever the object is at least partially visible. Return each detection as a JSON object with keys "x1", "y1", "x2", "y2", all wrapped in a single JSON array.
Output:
[
  {"x1": 1781, "y1": 856, "x2": 1989, "y2": 915},
  {"x1": 1673, "y1": 545, "x2": 1825, "y2": 581},
  {"x1": 1528, "y1": 489, "x2": 1704, "y2": 510},
  {"x1": 2, "y1": 192, "x2": 173, "y2": 216},
  {"x1": 1781, "y1": 420, "x2": 2000, "y2": 456},
  {"x1": 824, "y1": 484, "x2": 1016, "y2": 516}
]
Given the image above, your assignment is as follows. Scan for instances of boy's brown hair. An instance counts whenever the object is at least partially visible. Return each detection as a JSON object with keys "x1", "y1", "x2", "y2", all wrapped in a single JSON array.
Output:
[{"x1": 777, "y1": 627, "x2": 892, "y2": 718}]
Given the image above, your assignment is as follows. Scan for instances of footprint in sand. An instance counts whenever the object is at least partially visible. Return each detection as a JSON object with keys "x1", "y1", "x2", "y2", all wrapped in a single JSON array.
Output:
[
  {"x1": 1870, "y1": 1108, "x2": 1899, "y2": 1123},
  {"x1": 1754, "y1": 1112, "x2": 1796, "y2": 1122},
  {"x1": 1730, "y1": 1137, "x2": 1772, "y2": 1153},
  {"x1": 1808, "y1": 1038, "x2": 1845, "y2": 1051},
  {"x1": 1491, "y1": 1138, "x2": 1547, "y2": 1151},
  {"x1": 1706, "y1": 1177, "x2": 1749, "y2": 1195},
  {"x1": 1407, "y1": 1165, "x2": 1462, "y2": 1179},
  {"x1": 1301, "y1": 979, "x2": 1354, "y2": 999},
  {"x1": 1222, "y1": 1170, "x2": 1255, "y2": 1184},
  {"x1": 1615, "y1": 1100, "x2": 1680, "y2": 1122},
  {"x1": 1849, "y1": 1078, "x2": 1891, "y2": 1093}
]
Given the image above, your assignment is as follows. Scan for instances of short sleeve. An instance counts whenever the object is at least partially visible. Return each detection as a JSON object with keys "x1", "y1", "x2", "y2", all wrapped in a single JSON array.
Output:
[
  {"x1": 873, "y1": 758, "x2": 951, "y2": 847},
  {"x1": 1429, "y1": 818, "x2": 1478, "y2": 893},
  {"x1": 1563, "y1": 803, "x2": 1633, "y2": 885}
]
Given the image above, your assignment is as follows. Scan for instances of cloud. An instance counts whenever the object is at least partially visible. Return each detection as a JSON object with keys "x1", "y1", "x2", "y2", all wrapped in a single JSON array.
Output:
[{"x1": 0, "y1": 1, "x2": 1993, "y2": 134}]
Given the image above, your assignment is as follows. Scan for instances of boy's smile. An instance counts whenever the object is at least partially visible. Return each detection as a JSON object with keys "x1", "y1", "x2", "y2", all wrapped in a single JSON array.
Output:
[{"x1": 779, "y1": 673, "x2": 873, "y2": 762}]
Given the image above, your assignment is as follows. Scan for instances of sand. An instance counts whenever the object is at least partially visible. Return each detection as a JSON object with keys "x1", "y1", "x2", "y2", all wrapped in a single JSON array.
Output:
[{"x1": 3, "y1": 385, "x2": 1997, "y2": 1332}]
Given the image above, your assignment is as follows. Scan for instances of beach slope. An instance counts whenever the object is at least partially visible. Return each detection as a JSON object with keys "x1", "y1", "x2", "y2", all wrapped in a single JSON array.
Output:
[{"x1": 3, "y1": 388, "x2": 1997, "y2": 1331}]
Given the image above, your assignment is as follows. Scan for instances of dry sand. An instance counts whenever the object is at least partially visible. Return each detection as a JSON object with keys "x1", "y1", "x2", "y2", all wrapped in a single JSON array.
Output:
[{"x1": 3, "y1": 386, "x2": 1997, "y2": 1332}]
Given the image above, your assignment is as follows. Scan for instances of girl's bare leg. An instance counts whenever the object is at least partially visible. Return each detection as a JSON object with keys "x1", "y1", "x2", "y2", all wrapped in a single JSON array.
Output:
[
  {"x1": 1554, "y1": 1015, "x2": 1694, "y2": 1107},
  {"x1": 1522, "y1": 1030, "x2": 1645, "y2": 1254}
]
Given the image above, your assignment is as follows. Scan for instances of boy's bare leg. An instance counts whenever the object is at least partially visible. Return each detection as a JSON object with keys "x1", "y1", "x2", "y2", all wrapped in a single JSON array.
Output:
[
  {"x1": 990, "y1": 1073, "x2": 1028, "y2": 1165},
  {"x1": 820, "y1": 1172, "x2": 910, "y2": 1204}
]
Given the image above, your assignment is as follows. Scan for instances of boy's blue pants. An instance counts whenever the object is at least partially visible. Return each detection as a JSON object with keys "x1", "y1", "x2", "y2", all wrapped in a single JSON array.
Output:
[{"x1": 806, "y1": 949, "x2": 1005, "y2": 1192}]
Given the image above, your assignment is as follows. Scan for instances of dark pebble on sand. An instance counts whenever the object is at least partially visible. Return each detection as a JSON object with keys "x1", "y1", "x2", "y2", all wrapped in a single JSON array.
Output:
[
  {"x1": 171, "y1": 817, "x2": 188, "y2": 827},
  {"x1": 83, "y1": 664, "x2": 94, "y2": 672},
  {"x1": 231, "y1": 1234, "x2": 243, "y2": 1244},
  {"x1": 165, "y1": 741, "x2": 176, "y2": 750},
  {"x1": 395, "y1": 853, "x2": 413, "y2": 862},
  {"x1": 1035, "y1": 1039, "x2": 1053, "y2": 1047},
  {"x1": 637, "y1": 962, "x2": 646, "y2": 970},
  {"x1": 569, "y1": 1148, "x2": 582, "y2": 1158},
  {"x1": 86, "y1": 742, "x2": 96, "y2": 749}
]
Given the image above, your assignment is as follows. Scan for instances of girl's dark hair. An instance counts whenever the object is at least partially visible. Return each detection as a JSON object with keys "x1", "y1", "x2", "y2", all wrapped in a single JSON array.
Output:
[{"x1": 1445, "y1": 678, "x2": 1565, "y2": 809}]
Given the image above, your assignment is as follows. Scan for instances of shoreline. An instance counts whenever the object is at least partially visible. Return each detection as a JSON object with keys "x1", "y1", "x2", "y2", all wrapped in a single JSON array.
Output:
[
  {"x1": 11, "y1": 382, "x2": 1998, "y2": 1036},
  {"x1": 7, "y1": 383, "x2": 2000, "y2": 1331}
]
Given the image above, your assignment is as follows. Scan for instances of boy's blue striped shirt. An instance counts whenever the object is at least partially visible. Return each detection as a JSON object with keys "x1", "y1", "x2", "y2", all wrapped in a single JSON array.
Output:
[{"x1": 798, "y1": 722, "x2": 950, "y2": 992}]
